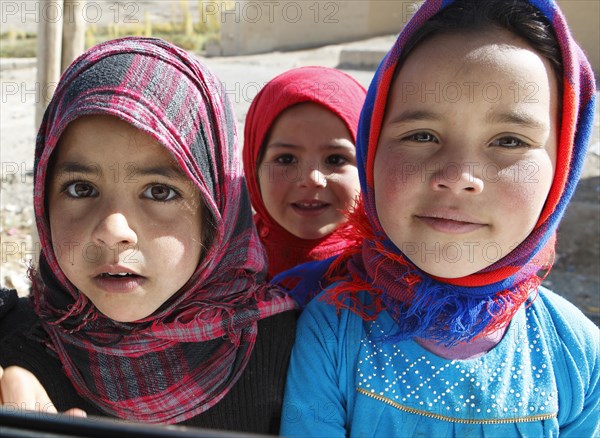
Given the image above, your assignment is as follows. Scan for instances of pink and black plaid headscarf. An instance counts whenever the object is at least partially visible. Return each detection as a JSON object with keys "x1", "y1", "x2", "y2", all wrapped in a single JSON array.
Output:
[{"x1": 31, "y1": 37, "x2": 296, "y2": 423}]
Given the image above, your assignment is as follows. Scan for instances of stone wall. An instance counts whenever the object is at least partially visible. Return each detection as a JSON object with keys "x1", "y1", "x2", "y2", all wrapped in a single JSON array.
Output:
[
  {"x1": 557, "y1": 1, "x2": 599, "y2": 78},
  {"x1": 209, "y1": 0, "x2": 599, "y2": 76},
  {"x1": 208, "y1": 1, "x2": 420, "y2": 55}
]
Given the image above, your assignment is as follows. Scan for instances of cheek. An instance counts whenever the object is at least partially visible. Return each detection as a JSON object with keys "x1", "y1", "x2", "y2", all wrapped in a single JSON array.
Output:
[
  {"x1": 259, "y1": 163, "x2": 298, "y2": 186},
  {"x1": 374, "y1": 155, "x2": 419, "y2": 205},
  {"x1": 143, "y1": 200, "x2": 203, "y2": 263},
  {"x1": 258, "y1": 166, "x2": 291, "y2": 211},
  {"x1": 49, "y1": 208, "x2": 87, "y2": 261},
  {"x1": 48, "y1": 215, "x2": 87, "y2": 287},
  {"x1": 156, "y1": 236, "x2": 197, "y2": 263},
  {"x1": 333, "y1": 169, "x2": 361, "y2": 202},
  {"x1": 258, "y1": 164, "x2": 278, "y2": 190},
  {"x1": 496, "y1": 159, "x2": 554, "y2": 224},
  {"x1": 153, "y1": 225, "x2": 202, "y2": 280}
]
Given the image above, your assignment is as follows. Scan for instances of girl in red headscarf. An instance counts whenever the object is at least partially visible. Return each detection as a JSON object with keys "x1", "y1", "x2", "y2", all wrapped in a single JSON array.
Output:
[{"x1": 243, "y1": 67, "x2": 366, "y2": 282}]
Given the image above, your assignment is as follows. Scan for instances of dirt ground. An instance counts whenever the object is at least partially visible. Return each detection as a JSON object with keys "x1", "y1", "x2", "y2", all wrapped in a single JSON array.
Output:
[{"x1": 1, "y1": 35, "x2": 599, "y2": 326}]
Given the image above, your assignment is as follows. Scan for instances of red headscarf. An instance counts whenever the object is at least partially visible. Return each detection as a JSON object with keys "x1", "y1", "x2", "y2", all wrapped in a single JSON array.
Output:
[{"x1": 243, "y1": 66, "x2": 366, "y2": 279}]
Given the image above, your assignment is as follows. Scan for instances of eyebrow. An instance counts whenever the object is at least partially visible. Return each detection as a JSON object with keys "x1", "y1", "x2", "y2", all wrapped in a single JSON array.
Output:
[
  {"x1": 55, "y1": 162, "x2": 187, "y2": 180},
  {"x1": 387, "y1": 110, "x2": 442, "y2": 125},
  {"x1": 266, "y1": 142, "x2": 355, "y2": 150},
  {"x1": 387, "y1": 109, "x2": 547, "y2": 131},
  {"x1": 486, "y1": 111, "x2": 547, "y2": 130},
  {"x1": 265, "y1": 142, "x2": 300, "y2": 150},
  {"x1": 54, "y1": 162, "x2": 99, "y2": 175},
  {"x1": 131, "y1": 165, "x2": 187, "y2": 179}
]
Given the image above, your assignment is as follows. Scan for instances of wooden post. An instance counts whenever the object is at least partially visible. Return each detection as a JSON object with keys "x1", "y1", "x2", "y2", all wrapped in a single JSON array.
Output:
[
  {"x1": 35, "y1": 0, "x2": 63, "y2": 130},
  {"x1": 33, "y1": 0, "x2": 64, "y2": 269},
  {"x1": 61, "y1": 0, "x2": 86, "y2": 71}
]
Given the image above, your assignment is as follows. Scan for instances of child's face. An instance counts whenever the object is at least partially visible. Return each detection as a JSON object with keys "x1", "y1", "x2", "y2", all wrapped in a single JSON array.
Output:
[
  {"x1": 48, "y1": 116, "x2": 203, "y2": 322},
  {"x1": 374, "y1": 29, "x2": 558, "y2": 278},
  {"x1": 258, "y1": 102, "x2": 360, "y2": 239}
]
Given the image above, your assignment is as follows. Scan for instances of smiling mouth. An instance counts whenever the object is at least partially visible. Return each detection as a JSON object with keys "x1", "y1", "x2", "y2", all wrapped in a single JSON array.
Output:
[
  {"x1": 291, "y1": 201, "x2": 329, "y2": 210},
  {"x1": 290, "y1": 201, "x2": 330, "y2": 217}
]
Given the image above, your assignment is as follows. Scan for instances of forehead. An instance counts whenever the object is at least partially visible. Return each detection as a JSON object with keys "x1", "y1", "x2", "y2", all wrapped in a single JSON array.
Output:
[
  {"x1": 274, "y1": 102, "x2": 339, "y2": 125},
  {"x1": 53, "y1": 115, "x2": 176, "y2": 166},
  {"x1": 385, "y1": 28, "x2": 559, "y2": 121},
  {"x1": 269, "y1": 102, "x2": 352, "y2": 141},
  {"x1": 395, "y1": 28, "x2": 556, "y2": 90}
]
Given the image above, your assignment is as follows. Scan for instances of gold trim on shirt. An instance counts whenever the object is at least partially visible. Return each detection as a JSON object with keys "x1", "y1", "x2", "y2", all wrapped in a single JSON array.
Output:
[{"x1": 356, "y1": 387, "x2": 558, "y2": 425}]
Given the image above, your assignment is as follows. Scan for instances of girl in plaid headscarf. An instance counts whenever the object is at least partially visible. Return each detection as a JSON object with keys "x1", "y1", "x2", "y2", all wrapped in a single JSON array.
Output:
[
  {"x1": 281, "y1": 0, "x2": 599, "y2": 435},
  {"x1": 0, "y1": 37, "x2": 296, "y2": 432}
]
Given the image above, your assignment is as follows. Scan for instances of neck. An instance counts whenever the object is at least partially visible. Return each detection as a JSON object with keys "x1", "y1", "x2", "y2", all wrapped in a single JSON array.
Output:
[{"x1": 415, "y1": 325, "x2": 508, "y2": 360}]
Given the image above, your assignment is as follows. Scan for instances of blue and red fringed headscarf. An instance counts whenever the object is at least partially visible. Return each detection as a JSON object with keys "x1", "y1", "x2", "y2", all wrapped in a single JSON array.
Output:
[
  {"x1": 275, "y1": 0, "x2": 596, "y2": 345},
  {"x1": 243, "y1": 66, "x2": 366, "y2": 279},
  {"x1": 31, "y1": 37, "x2": 296, "y2": 423}
]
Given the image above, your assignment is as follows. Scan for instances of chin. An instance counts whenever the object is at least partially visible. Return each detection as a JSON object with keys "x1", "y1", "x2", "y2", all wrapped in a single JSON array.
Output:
[
  {"x1": 291, "y1": 227, "x2": 335, "y2": 240},
  {"x1": 96, "y1": 307, "x2": 151, "y2": 323},
  {"x1": 419, "y1": 264, "x2": 484, "y2": 279},
  {"x1": 423, "y1": 268, "x2": 481, "y2": 278}
]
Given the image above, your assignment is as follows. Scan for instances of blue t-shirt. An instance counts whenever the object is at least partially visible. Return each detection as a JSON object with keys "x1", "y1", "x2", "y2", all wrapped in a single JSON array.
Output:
[{"x1": 281, "y1": 287, "x2": 599, "y2": 437}]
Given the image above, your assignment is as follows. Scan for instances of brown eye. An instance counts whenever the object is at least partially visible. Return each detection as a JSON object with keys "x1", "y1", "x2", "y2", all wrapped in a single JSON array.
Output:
[
  {"x1": 407, "y1": 132, "x2": 437, "y2": 143},
  {"x1": 143, "y1": 184, "x2": 179, "y2": 201},
  {"x1": 65, "y1": 182, "x2": 97, "y2": 198},
  {"x1": 275, "y1": 154, "x2": 296, "y2": 165},
  {"x1": 492, "y1": 136, "x2": 529, "y2": 148},
  {"x1": 325, "y1": 154, "x2": 349, "y2": 167}
]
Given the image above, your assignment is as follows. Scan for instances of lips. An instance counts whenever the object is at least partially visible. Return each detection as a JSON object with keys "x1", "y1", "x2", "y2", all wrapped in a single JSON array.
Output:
[
  {"x1": 290, "y1": 200, "x2": 330, "y2": 217},
  {"x1": 98, "y1": 272, "x2": 137, "y2": 279},
  {"x1": 292, "y1": 200, "x2": 329, "y2": 209},
  {"x1": 92, "y1": 267, "x2": 145, "y2": 293},
  {"x1": 416, "y1": 211, "x2": 486, "y2": 234}
]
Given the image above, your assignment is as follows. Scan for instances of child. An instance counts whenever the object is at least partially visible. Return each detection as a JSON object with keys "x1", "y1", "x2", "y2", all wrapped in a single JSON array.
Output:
[
  {"x1": 280, "y1": 0, "x2": 599, "y2": 435},
  {"x1": 243, "y1": 66, "x2": 366, "y2": 281},
  {"x1": 0, "y1": 37, "x2": 297, "y2": 433}
]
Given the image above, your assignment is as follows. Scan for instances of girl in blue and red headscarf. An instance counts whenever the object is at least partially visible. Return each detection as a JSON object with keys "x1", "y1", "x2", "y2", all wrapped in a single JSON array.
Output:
[
  {"x1": 243, "y1": 67, "x2": 366, "y2": 282},
  {"x1": 281, "y1": 0, "x2": 599, "y2": 435},
  {"x1": 0, "y1": 37, "x2": 296, "y2": 432}
]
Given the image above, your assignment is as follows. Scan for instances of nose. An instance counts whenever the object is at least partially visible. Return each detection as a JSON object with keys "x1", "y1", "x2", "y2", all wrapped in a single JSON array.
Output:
[
  {"x1": 298, "y1": 164, "x2": 327, "y2": 189},
  {"x1": 92, "y1": 211, "x2": 138, "y2": 248},
  {"x1": 430, "y1": 162, "x2": 484, "y2": 195}
]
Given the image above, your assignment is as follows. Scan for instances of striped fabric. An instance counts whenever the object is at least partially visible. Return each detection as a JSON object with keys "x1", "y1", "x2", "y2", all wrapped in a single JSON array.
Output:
[
  {"x1": 243, "y1": 66, "x2": 366, "y2": 281},
  {"x1": 31, "y1": 37, "x2": 296, "y2": 423},
  {"x1": 282, "y1": 0, "x2": 596, "y2": 344}
]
